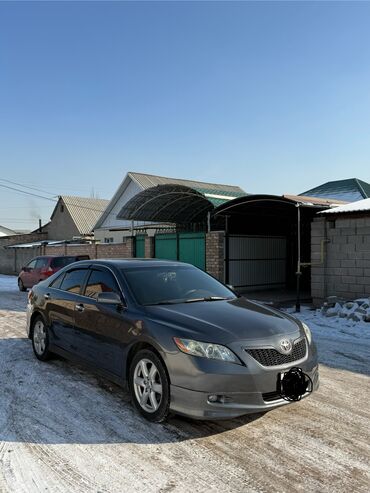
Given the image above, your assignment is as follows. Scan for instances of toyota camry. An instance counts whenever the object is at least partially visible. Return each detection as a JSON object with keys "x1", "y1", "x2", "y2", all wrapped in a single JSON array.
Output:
[{"x1": 26, "y1": 259, "x2": 319, "y2": 422}]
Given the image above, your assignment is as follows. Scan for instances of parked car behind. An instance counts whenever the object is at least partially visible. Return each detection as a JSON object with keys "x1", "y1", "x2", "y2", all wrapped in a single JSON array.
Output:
[
  {"x1": 18, "y1": 255, "x2": 90, "y2": 291},
  {"x1": 26, "y1": 259, "x2": 319, "y2": 422}
]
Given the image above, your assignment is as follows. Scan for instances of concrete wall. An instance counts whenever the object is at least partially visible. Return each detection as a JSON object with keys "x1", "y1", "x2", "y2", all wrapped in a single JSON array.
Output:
[
  {"x1": 311, "y1": 215, "x2": 370, "y2": 305},
  {"x1": 0, "y1": 233, "x2": 47, "y2": 275}
]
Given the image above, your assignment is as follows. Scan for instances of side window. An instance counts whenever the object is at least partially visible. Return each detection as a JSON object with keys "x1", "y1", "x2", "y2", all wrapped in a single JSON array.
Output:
[
  {"x1": 50, "y1": 273, "x2": 65, "y2": 290},
  {"x1": 27, "y1": 259, "x2": 37, "y2": 269},
  {"x1": 59, "y1": 269, "x2": 87, "y2": 294},
  {"x1": 35, "y1": 258, "x2": 49, "y2": 269},
  {"x1": 84, "y1": 269, "x2": 120, "y2": 300}
]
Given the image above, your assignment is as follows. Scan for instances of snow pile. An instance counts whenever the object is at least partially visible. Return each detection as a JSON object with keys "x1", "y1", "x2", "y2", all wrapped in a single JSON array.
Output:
[
  {"x1": 321, "y1": 297, "x2": 370, "y2": 323},
  {"x1": 284, "y1": 305, "x2": 370, "y2": 375}
]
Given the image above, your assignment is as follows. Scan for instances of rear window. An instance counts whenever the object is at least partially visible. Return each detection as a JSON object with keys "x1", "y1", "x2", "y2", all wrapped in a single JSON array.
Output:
[
  {"x1": 59, "y1": 269, "x2": 87, "y2": 294},
  {"x1": 50, "y1": 257, "x2": 79, "y2": 269}
]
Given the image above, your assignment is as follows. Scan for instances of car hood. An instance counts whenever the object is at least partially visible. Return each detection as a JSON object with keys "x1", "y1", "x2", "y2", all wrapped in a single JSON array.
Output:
[{"x1": 144, "y1": 297, "x2": 301, "y2": 344}]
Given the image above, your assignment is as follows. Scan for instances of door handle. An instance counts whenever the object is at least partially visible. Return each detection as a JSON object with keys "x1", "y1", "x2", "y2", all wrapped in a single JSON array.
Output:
[
  {"x1": 75, "y1": 303, "x2": 85, "y2": 313},
  {"x1": 44, "y1": 293, "x2": 51, "y2": 300}
]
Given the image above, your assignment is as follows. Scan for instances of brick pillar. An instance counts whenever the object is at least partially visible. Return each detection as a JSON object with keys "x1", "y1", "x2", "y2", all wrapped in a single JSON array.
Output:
[
  {"x1": 311, "y1": 217, "x2": 327, "y2": 306},
  {"x1": 206, "y1": 231, "x2": 225, "y2": 282},
  {"x1": 145, "y1": 236, "x2": 155, "y2": 258}
]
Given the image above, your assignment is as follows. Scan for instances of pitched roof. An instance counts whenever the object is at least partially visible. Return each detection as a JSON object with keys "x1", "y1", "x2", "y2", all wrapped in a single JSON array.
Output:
[
  {"x1": 283, "y1": 194, "x2": 348, "y2": 207},
  {"x1": 129, "y1": 172, "x2": 245, "y2": 199},
  {"x1": 0, "y1": 225, "x2": 17, "y2": 237},
  {"x1": 300, "y1": 178, "x2": 370, "y2": 202},
  {"x1": 51, "y1": 196, "x2": 110, "y2": 235},
  {"x1": 319, "y1": 197, "x2": 370, "y2": 215},
  {"x1": 94, "y1": 171, "x2": 246, "y2": 229}
]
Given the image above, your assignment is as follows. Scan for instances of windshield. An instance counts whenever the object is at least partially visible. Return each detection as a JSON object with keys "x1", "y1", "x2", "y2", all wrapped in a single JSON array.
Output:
[{"x1": 122, "y1": 265, "x2": 236, "y2": 306}]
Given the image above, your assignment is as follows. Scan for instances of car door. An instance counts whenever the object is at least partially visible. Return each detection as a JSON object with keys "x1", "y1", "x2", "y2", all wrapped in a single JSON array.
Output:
[
  {"x1": 21, "y1": 258, "x2": 37, "y2": 288},
  {"x1": 73, "y1": 266, "x2": 132, "y2": 376},
  {"x1": 33, "y1": 257, "x2": 49, "y2": 285},
  {"x1": 46, "y1": 267, "x2": 89, "y2": 353}
]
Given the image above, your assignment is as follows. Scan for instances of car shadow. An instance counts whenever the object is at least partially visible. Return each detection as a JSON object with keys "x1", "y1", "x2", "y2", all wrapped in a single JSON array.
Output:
[{"x1": 0, "y1": 337, "x2": 263, "y2": 446}]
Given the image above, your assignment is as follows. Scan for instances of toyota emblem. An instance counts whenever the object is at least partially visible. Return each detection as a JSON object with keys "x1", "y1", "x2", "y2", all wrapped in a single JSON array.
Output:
[{"x1": 279, "y1": 339, "x2": 292, "y2": 354}]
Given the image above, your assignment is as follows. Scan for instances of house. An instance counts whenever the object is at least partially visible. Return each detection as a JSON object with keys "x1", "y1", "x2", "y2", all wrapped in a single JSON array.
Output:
[
  {"x1": 94, "y1": 172, "x2": 246, "y2": 243},
  {"x1": 0, "y1": 225, "x2": 17, "y2": 237},
  {"x1": 48, "y1": 195, "x2": 109, "y2": 241},
  {"x1": 300, "y1": 178, "x2": 370, "y2": 202}
]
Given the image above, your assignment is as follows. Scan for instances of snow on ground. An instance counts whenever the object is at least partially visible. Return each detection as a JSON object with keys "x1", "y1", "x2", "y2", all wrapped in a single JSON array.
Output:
[
  {"x1": 0, "y1": 276, "x2": 369, "y2": 492},
  {"x1": 284, "y1": 305, "x2": 370, "y2": 376},
  {"x1": 0, "y1": 274, "x2": 18, "y2": 292}
]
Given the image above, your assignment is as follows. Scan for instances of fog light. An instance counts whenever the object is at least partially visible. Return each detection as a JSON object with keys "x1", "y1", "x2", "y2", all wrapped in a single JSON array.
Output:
[{"x1": 208, "y1": 394, "x2": 218, "y2": 403}]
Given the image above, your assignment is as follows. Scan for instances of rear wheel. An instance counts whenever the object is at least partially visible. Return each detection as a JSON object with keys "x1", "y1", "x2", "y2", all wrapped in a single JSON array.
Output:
[
  {"x1": 31, "y1": 317, "x2": 52, "y2": 361},
  {"x1": 18, "y1": 278, "x2": 26, "y2": 292},
  {"x1": 129, "y1": 349, "x2": 170, "y2": 422}
]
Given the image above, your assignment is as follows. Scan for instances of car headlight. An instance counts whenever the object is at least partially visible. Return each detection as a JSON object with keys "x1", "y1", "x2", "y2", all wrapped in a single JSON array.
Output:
[
  {"x1": 302, "y1": 322, "x2": 312, "y2": 345},
  {"x1": 173, "y1": 337, "x2": 241, "y2": 364}
]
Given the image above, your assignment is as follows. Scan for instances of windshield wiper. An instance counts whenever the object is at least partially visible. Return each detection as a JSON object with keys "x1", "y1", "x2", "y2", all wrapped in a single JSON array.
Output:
[
  {"x1": 145, "y1": 299, "x2": 183, "y2": 306},
  {"x1": 185, "y1": 296, "x2": 230, "y2": 303}
]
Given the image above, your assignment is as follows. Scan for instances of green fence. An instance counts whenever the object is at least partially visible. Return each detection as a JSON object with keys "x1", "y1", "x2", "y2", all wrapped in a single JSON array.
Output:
[
  {"x1": 135, "y1": 235, "x2": 146, "y2": 258},
  {"x1": 154, "y1": 232, "x2": 206, "y2": 270}
]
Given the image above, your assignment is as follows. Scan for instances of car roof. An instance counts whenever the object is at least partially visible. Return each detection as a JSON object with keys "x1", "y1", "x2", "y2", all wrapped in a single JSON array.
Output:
[{"x1": 72, "y1": 258, "x2": 191, "y2": 269}]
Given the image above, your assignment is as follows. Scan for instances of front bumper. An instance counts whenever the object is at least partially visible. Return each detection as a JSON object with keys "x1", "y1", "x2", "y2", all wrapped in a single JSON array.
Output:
[{"x1": 170, "y1": 364, "x2": 319, "y2": 419}]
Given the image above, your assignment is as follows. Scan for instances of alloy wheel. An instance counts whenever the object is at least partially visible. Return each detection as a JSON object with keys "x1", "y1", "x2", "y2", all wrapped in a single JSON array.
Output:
[
  {"x1": 33, "y1": 320, "x2": 47, "y2": 356},
  {"x1": 133, "y1": 358, "x2": 163, "y2": 413}
]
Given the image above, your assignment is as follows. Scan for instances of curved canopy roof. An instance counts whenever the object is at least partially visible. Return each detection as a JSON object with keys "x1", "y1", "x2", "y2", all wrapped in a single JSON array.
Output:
[
  {"x1": 116, "y1": 184, "x2": 214, "y2": 223},
  {"x1": 214, "y1": 194, "x2": 338, "y2": 217}
]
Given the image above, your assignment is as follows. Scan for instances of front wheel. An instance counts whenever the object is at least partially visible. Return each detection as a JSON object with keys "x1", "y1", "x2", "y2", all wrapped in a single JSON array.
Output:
[
  {"x1": 129, "y1": 349, "x2": 170, "y2": 422},
  {"x1": 31, "y1": 316, "x2": 52, "y2": 361},
  {"x1": 18, "y1": 278, "x2": 26, "y2": 292}
]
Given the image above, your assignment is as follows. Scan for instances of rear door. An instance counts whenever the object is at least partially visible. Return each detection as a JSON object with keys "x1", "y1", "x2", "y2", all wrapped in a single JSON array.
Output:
[
  {"x1": 33, "y1": 257, "x2": 49, "y2": 284},
  {"x1": 73, "y1": 267, "x2": 132, "y2": 376},
  {"x1": 46, "y1": 267, "x2": 89, "y2": 353},
  {"x1": 21, "y1": 258, "x2": 37, "y2": 288}
]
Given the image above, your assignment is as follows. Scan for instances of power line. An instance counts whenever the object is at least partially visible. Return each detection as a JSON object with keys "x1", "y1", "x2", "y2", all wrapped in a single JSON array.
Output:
[
  {"x1": 0, "y1": 183, "x2": 56, "y2": 202},
  {"x1": 0, "y1": 179, "x2": 56, "y2": 196},
  {"x1": 0, "y1": 182, "x2": 113, "y2": 215}
]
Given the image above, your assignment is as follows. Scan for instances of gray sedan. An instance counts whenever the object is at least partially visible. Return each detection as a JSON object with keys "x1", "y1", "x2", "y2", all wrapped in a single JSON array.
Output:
[{"x1": 26, "y1": 259, "x2": 319, "y2": 422}]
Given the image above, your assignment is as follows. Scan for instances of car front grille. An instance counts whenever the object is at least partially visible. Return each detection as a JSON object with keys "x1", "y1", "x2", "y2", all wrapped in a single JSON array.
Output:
[{"x1": 245, "y1": 338, "x2": 307, "y2": 367}]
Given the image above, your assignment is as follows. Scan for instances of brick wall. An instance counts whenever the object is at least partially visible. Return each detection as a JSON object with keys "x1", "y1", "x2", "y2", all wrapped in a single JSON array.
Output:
[
  {"x1": 311, "y1": 215, "x2": 370, "y2": 305},
  {"x1": 206, "y1": 231, "x2": 224, "y2": 281},
  {"x1": 44, "y1": 239, "x2": 134, "y2": 260},
  {"x1": 144, "y1": 236, "x2": 155, "y2": 258}
]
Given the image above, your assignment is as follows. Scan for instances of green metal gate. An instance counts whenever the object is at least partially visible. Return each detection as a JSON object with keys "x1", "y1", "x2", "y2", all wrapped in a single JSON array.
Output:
[
  {"x1": 135, "y1": 235, "x2": 146, "y2": 258},
  {"x1": 154, "y1": 233, "x2": 178, "y2": 261},
  {"x1": 154, "y1": 232, "x2": 205, "y2": 270}
]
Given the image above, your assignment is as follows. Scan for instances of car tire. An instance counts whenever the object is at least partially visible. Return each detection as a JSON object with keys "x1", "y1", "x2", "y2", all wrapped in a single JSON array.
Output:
[
  {"x1": 129, "y1": 349, "x2": 170, "y2": 423},
  {"x1": 31, "y1": 316, "x2": 52, "y2": 361},
  {"x1": 18, "y1": 278, "x2": 26, "y2": 292}
]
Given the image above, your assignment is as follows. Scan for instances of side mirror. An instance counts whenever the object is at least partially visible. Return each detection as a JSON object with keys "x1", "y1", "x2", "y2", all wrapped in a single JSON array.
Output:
[{"x1": 97, "y1": 292, "x2": 124, "y2": 306}]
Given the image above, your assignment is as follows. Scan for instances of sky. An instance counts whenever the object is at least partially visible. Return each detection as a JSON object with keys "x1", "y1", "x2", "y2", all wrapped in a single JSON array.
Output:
[{"x1": 1, "y1": 1, "x2": 370, "y2": 231}]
